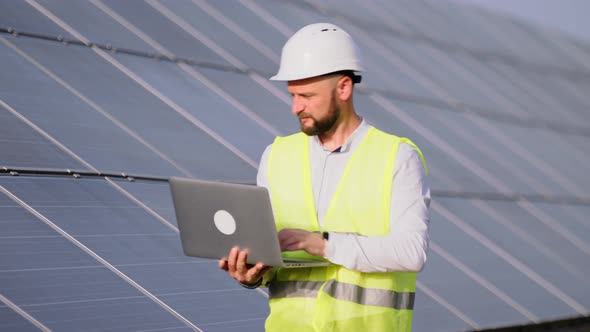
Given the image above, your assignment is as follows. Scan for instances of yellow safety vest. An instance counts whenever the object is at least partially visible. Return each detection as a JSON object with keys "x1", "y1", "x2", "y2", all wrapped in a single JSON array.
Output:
[{"x1": 266, "y1": 127, "x2": 427, "y2": 332}]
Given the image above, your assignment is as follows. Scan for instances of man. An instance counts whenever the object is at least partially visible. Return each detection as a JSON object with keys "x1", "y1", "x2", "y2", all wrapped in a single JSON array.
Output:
[{"x1": 219, "y1": 22, "x2": 430, "y2": 331}]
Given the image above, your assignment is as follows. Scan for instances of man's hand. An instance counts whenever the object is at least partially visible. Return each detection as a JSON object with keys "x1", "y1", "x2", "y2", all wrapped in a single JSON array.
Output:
[
  {"x1": 278, "y1": 229, "x2": 326, "y2": 257},
  {"x1": 219, "y1": 247, "x2": 271, "y2": 286}
]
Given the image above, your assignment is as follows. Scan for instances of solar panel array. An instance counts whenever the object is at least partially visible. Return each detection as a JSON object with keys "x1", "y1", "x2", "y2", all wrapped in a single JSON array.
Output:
[{"x1": 1, "y1": 1, "x2": 589, "y2": 331}]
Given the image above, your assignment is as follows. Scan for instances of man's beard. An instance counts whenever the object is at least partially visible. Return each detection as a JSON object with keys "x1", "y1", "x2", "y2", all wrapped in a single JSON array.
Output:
[{"x1": 298, "y1": 92, "x2": 340, "y2": 136}]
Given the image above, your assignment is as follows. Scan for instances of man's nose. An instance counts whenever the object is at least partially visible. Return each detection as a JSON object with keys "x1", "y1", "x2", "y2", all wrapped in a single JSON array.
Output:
[{"x1": 291, "y1": 98, "x2": 305, "y2": 115}]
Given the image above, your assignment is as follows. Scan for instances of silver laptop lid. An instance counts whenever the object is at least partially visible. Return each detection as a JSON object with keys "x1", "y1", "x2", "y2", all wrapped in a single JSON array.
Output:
[{"x1": 170, "y1": 177, "x2": 286, "y2": 266}]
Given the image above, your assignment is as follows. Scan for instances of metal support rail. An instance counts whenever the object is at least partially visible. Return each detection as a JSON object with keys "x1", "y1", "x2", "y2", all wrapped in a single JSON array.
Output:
[{"x1": 2, "y1": 167, "x2": 589, "y2": 206}]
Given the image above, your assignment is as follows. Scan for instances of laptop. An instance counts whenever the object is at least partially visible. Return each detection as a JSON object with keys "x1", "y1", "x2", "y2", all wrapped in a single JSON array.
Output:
[{"x1": 169, "y1": 177, "x2": 329, "y2": 268}]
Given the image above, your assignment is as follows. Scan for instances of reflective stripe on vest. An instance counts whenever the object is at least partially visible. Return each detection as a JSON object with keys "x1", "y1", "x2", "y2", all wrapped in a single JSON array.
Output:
[{"x1": 269, "y1": 280, "x2": 415, "y2": 310}]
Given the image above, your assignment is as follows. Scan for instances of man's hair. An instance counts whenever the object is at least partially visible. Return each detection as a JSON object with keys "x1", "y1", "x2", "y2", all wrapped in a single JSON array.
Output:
[{"x1": 322, "y1": 70, "x2": 362, "y2": 84}]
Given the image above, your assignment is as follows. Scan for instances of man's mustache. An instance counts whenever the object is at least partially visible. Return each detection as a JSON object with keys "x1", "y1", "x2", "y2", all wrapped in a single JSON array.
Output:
[{"x1": 298, "y1": 113, "x2": 312, "y2": 120}]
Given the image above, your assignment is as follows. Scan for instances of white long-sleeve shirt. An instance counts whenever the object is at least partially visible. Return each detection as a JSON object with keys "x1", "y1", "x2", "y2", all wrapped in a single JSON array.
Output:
[{"x1": 257, "y1": 119, "x2": 431, "y2": 273}]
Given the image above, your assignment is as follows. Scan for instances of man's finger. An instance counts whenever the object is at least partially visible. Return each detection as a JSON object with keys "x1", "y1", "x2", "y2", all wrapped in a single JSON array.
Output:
[
  {"x1": 279, "y1": 235, "x2": 294, "y2": 246},
  {"x1": 237, "y1": 250, "x2": 249, "y2": 274},
  {"x1": 218, "y1": 259, "x2": 228, "y2": 271},
  {"x1": 280, "y1": 237, "x2": 300, "y2": 250},
  {"x1": 227, "y1": 247, "x2": 239, "y2": 274},
  {"x1": 286, "y1": 242, "x2": 304, "y2": 251},
  {"x1": 246, "y1": 262, "x2": 264, "y2": 279},
  {"x1": 246, "y1": 263, "x2": 271, "y2": 281},
  {"x1": 277, "y1": 229, "x2": 291, "y2": 241}
]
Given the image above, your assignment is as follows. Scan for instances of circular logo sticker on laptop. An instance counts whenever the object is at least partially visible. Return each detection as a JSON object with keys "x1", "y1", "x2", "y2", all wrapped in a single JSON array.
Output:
[{"x1": 213, "y1": 210, "x2": 236, "y2": 235}]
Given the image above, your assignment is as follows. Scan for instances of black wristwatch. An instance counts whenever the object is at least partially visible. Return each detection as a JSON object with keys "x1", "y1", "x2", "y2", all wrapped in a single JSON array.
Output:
[{"x1": 322, "y1": 231, "x2": 329, "y2": 241}]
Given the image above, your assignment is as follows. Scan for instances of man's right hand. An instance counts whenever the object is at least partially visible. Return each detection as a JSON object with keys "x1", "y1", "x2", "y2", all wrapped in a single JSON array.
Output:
[{"x1": 218, "y1": 246, "x2": 271, "y2": 286}]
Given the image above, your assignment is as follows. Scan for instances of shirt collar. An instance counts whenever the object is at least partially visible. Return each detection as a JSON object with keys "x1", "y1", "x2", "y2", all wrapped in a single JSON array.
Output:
[{"x1": 312, "y1": 118, "x2": 370, "y2": 153}]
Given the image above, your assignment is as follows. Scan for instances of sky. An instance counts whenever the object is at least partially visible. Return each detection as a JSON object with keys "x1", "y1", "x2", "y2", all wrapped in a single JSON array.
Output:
[{"x1": 457, "y1": 0, "x2": 590, "y2": 43}]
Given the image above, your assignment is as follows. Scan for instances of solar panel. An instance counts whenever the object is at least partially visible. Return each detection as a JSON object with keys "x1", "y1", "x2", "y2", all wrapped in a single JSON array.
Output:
[
  {"x1": 2, "y1": 35, "x2": 257, "y2": 181},
  {"x1": 205, "y1": 0, "x2": 288, "y2": 60},
  {"x1": 0, "y1": 300, "x2": 45, "y2": 332},
  {"x1": 0, "y1": 180, "x2": 197, "y2": 331},
  {"x1": 114, "y1": 179, "x2": 178, "y2": 228},
  {"x1": 109, "y1": 52, "x2": 276, "y2": 161},
  {"x1": 32, "y1": 0, "x2": 160, "y2": 54},
  {"x1": 0, "y1": 106, "x2": 89, "y2": 171},
  {"x1": 0, "y1": 0, "x2": 78, "y2": 40},
  {"x1": 430, "y1": 199, "x2": 590, "y2": 315},
  {"x1": 1, "y1": 0, "x2": 589, "y2": 331},
  {"x1": 0, "y1": 176, "x2": 269, "y2": 331}
]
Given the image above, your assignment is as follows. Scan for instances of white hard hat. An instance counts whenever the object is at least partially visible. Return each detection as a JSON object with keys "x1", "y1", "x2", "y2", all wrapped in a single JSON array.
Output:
[{"x1": 270, "y1": 23, "x2": 363, "y2": 82}]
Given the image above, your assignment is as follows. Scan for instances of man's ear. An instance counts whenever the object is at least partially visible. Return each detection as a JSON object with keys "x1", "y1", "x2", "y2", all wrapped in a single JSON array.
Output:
[{"x1": 336, "y1": 75, "x2": 353, "y2": 101}]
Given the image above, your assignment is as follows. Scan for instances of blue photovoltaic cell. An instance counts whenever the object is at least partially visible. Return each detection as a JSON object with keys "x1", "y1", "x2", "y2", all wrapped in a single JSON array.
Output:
[
  {"x1": 393, "y1": 1, "x2": 464, "y2": 47},
  {"x1": 253, "y1": 0, "x2": 327, "y2": 36},
  {"x1": 488, "y1": 63, "x2": 579, "y2": 124},
  {"x1": 549, "y1": 204, "x2": 590, "y2": 236},
  {"x1": 161, "y1": 288, "x2": 268, "y2": 332},
  {"x1": 459, "y1": 56, "x2": 589, "y2": 131},
  {"x1": 99, "y1": 0, "x2": 232, "y2": 66},
  {"x1": 391, "y1": 40, "x2": 506, "y2": 110},
  {"x1": 35, "y1": 0, "x2": 160, "y2": 54},
  {"x1": 0, "y1": 105, "x2": 89, "y2": 171},
  {"x1": 433, "y1": 198, "x2": 590, "y2": 310},
  {"x1": 160, "y1": 0, "x2": 279, "y2": 73},
  {"x1": 0, "y1": 306, "x2": 41, "y2": 332},
  {"x1": 424, "y1": 1, "x2": 515, "y2": 56},
  {"x1": 198, "y1": 67, "x2": 299, "y2": 135},
  {"x1": 527, "y1": 73, "x2": 590, "y2": 121},
  {"x1": 412, "y1": 286, "x2": 473, "y2": 332},
  {"x1": 0, "y1": 0, "x2": 78, "y2": 39},
  {"x1": 451, "y1": 5, "x2": 573, "y2": 67},
  {"x1": 206, "y1": 0, "x2": 287, "y2": 62},
  {"x1": 457, "y1": 58, "x2": 550, "y2": 115},
  {"x1": 494, "y1": 125, "x2": 589, "y2": 193},
  {"x1": 420, "y1": 250, "x2": 532, "y2": 326},
  {"x1": 411, "y1": 1, "x2": 496, "y2": 52},
  {"x1": 113, "y1": 179, "x2": 178, "y2": 228}
]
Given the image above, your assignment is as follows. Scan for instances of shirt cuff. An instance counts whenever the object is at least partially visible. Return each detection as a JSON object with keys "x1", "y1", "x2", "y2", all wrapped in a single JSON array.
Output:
[{"x1": 324, "y1": 232, "x2": 338, "y2": 261}]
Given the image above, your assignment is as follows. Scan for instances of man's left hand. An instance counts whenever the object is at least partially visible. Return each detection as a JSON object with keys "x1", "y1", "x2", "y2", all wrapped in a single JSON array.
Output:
[{"x1": 278, "y1": 229, "x2": 326, "y2": 257}]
